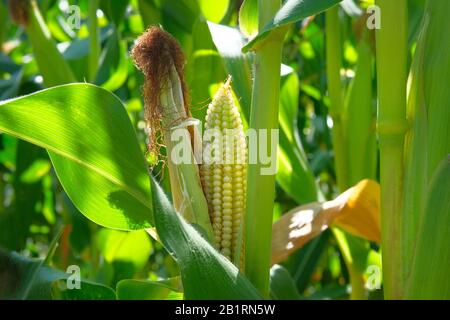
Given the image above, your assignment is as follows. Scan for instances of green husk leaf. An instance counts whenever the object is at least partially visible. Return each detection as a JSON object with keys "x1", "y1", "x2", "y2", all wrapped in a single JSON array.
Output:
[{"x1": 150, "y1": 176, "x2": 261, "y2": 299}]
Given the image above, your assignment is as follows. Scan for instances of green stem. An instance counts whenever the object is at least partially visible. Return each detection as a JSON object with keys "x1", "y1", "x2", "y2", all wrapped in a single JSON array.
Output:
[
  {"x1": 375, "y1": 0, "x2": 408, "y2": 300},
  {"x1": 325, "y1": 6, "x2": 347, "y2": 191},
  {"x1": 88, "y1": 0, "x2": 100, "y2": 82},
  {"x1": 245, "y1": 0, "x2": 283, "y2": 298}
]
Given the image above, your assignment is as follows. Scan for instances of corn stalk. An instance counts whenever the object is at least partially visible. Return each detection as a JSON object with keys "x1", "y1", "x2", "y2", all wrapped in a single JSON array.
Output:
[
  {"x1": 375, "y1": 0, "x2": 408, "y2": 299},
  {"x1": 245, "y1": 0, "x2": 284, "y2": 297},
  {"x1": 88, "y1": 0, "x2": 100, "y2": 82}
]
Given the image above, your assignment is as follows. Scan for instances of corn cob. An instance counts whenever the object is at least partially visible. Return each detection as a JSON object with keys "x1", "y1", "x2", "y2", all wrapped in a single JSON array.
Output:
[{"x1": 200, "y1": 79, "x2": 247, "y2": 266}]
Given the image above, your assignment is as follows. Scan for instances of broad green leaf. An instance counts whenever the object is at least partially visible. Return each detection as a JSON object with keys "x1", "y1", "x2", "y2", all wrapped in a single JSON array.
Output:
[
  {"x1": 150, "y1": 176, "x2": 261, "y2": 299},
  {"x1": 198, "y1": 0, "x2": 229, "y2": 23},
  {"x1": 0, "y1": 249, "x2": 115, "y2": 300},
  {"x1": 0, "y1": 84, "x2": 153, "y2": 230},
  {"x1": 403, "y1": 0, "x2": 450, "y2": 276},
  {"x1": 117, "y1": 278, "x2": 183, "y2": 300},
  {"x1": 243, "y1": 0, "x2": 342, "y2": 51},
  {"x1": 269, "y1": 265, "x2": 301, "y2": 300},
  {"x1": 406, "y1": 156, "x2": 450, "y2": 299},
  {"x1": 207, "y1": 22, "x2": 253, "y2": 122},
  {"x1": 239, "y1": 0, "x2": 259, "y2": 38}
]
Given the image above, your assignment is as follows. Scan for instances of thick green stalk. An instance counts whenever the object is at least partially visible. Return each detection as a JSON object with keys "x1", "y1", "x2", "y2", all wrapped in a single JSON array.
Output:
[
  {"x1": 25, "y1": 0, "x2": 76, "y2": 86},
  {"x1": 375, "y1": 0, "x2": 408, "y2": 299},
  {"x1": 245, "y1": 0, "x2": 283, "y2": 297},
  {"x1": 325, "y1": 6, "x2": 347, "y2": 191},
  {"x1": 88, "y1": 0, "x2": 100, "y2": 82}
]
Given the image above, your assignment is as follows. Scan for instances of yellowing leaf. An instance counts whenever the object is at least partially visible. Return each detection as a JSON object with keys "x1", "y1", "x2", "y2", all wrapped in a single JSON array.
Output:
[
  {"x1": 271, "y1": 179, "x2": 380, "y2": 264},
  {"x1": 334, "y1": 179, "x2": 380, "y2": 243}
]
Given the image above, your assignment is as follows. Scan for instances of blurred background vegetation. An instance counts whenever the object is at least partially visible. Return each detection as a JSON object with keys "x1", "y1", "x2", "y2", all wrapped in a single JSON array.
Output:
[{"x1": 0, "y1": 0, "x2": 427, "y2": 299}]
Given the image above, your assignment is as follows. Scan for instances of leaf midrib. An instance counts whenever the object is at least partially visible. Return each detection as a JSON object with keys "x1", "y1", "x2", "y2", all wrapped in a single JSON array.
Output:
[{"x1": 0, "y1": 125, "x2": 152, "y2": 210}]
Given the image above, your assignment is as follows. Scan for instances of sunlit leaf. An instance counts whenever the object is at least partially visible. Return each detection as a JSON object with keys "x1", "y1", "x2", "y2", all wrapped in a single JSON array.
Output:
[
  {"x1": 97, "y1": 229, "x2": 152, "y2": 285},
  {"x1": 239, "y1": 0, "x2": 258, "y2": 38},
  {"x1": 0, "y1": 84, "x2": 153, "y2": 230},
  {"x1": 198, "y1": 0, "x2": 229, "y2": 23}
]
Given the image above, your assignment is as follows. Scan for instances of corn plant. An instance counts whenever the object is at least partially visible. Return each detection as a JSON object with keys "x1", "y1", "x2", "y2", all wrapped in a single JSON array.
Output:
[{"x1": 0, "y1": 0, "x2": 448, "y2": 301}]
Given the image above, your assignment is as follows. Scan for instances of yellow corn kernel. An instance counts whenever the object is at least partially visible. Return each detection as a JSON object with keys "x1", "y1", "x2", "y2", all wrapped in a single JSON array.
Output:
[{"x1": 200, "y1": 79, "x2": 247, "y2": 266}]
